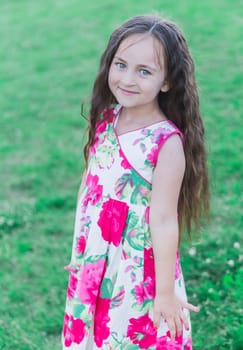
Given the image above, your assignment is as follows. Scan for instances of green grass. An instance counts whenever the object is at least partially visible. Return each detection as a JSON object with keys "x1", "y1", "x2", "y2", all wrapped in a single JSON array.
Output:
[{"x1": 0, "y1": 0, "x2": 242, "y2": 349}]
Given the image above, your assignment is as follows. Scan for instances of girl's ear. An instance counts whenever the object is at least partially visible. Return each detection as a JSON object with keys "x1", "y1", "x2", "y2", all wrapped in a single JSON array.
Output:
[{"x1": 161, "y1": 80, "x2": 170, "y2": 92}]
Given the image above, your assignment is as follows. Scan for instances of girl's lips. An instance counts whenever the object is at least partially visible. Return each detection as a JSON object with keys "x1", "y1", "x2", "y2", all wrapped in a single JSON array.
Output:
[{"x1": 118, "y1": 87, "x2": 139, "y2": 95}]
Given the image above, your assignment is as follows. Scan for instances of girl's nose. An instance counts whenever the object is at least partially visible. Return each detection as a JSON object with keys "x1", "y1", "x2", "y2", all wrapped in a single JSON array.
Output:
[{"x1": 121, "y1": 70, "x2": 136, "y2": 86}]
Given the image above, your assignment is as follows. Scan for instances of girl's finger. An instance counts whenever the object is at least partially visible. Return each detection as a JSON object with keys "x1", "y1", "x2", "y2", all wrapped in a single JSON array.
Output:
[
  {"x1": 153, "y1": 309, "x2": 160, "y2": 329},
  {"x1": 180, "y1": 310, "x2": 189, "y2": 331},
  {"x1": 182, "y1": 301, "x2": 200, "y2": 313},
  {"x1": 167, "y1": 318, "x2": 176, "y2": 341},
  {"x1": 174, "y1": 316, "x2": 182, "y2": 337}
]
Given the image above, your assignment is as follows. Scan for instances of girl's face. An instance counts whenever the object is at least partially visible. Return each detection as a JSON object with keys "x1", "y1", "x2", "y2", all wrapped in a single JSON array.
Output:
[{"x1": 108, "y1": 34, "x2": 169, "y2": 113}]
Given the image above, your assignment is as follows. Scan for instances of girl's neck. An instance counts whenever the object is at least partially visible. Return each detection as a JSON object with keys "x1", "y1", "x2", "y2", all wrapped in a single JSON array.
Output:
[{"x1": 120, "y1": 103, "x2": 167, "y2": 126}]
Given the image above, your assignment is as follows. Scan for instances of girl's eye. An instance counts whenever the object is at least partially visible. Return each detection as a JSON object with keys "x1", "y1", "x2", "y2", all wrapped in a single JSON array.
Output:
[
  {"x1": 115, "y1": 62, "x2": 126, "y2": 69},
  {"x1": 140, "y1": 69, "x2": 151, "y2": 76}
]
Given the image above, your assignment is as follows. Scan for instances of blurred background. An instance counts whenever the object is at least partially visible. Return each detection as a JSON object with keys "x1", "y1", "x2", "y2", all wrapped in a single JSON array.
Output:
[{"x1": 0, "y1": 0, "x2": 242, "y2": 349}]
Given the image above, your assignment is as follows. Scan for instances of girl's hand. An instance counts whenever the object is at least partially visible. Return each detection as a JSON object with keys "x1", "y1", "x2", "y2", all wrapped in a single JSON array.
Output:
[{"x1": 153, "y1": 293, "x2": 200, "y2": 340}]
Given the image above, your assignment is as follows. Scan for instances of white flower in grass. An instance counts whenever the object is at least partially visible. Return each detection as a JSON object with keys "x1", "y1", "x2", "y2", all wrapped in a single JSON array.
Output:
[
  {"x1": 188, "y1": 247, "x2": 197, "y2": 256},
  {"x1": 227, "y1": 259, "x2": 234, "y2": 267},
  {"x1": 233, "y1": 242, "x2": 240, "y2": 249},
  {"x1": 208, "y1": 288, "x2": 214, "y2": 294},
  {"x1": 0, "y1": 216, "x2": 5, "y2": 225},
  {"x1": 205, "y1": 258, "x2": 211, "y2": 264},
  {"x1": 7, "y1": 219, "x2": 14, "y2": 226},
  {"x1": 202, "y1": 271, "x2": 210, "y2": 278}
]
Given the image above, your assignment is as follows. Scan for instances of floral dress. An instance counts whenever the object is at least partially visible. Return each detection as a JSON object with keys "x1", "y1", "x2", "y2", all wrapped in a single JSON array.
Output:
[{"x1": 62, "y1": 105, "x2": 192, "y2": 350}]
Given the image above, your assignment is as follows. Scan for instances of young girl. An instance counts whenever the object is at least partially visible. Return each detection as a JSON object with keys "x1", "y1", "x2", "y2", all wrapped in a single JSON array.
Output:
[{"x1": 62, "y1": 14, "x2": 209, "y2": 350}]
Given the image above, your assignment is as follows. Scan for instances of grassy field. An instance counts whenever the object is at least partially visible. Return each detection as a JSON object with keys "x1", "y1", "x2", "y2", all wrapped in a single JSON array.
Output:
[{"x1": 0, "y1": 0, "x2": 242, "y2": 349}]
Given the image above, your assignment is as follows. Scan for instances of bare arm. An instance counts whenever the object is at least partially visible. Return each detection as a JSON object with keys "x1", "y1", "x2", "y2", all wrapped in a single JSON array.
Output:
[
  {"x1": 150, "y1": 134, "x2": 184, "y2": 296},
  {"x1": 150, "y1": 134, "x2": 199, "y2": 339}
]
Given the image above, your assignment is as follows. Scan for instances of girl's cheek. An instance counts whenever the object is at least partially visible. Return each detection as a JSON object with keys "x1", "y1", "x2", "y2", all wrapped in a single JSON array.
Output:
[{"x1": 108, "y1": 71, "x2": 119, "y2": 85}]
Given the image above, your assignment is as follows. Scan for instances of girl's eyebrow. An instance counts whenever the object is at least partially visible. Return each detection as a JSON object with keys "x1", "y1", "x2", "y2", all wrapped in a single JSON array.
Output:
[
  {"x1": 113, "y1": 56, "x2": 158, "y2": 72},
  {"x1": 113, "y1": 56, "x2": 127, "y2": 62}
]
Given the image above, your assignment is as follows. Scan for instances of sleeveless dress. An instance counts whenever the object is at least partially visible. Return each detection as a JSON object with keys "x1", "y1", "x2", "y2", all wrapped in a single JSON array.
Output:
[{"x1": 62, "y1": 105, "x2": 192, "y2": 350}]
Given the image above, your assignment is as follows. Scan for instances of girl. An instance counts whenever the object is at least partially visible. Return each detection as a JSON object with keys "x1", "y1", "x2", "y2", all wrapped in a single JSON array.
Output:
[{"x1": 62, "y1": 14, "x2": 209, "y2": 350}]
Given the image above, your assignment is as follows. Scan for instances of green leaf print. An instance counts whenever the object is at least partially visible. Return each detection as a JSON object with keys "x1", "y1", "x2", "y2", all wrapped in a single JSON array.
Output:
[
  {"x1": 73, "y1": 302, "x2": 86, "y2": 318},
  {"x1": 107, "y1": 124, "x2": 118, "y2": 144},
  {"x1": 95, "y1": 144, "x2": 116, "y2": 169},
  {"x1": 115, "y1": 173, "x2": 133, "y2": 199},
  {"x1": 110, "y1": 286, "x2": 125, "y2": 308},
  {"x1": 115, "y1": 168, "x2": 151, "y2": 202},
  {"x1": 110, "y1": 333, "x2": 140, "y2": 349},
  {"x1": 101, "y1": 277, "x2": 114, "y2": 299},
  {"x1": 130, "y1": 170, "x2": 151, "y2": 205},
  {"x1": 122, "y1": 344, "x2": 140, "y2": 350},
  {"x1": 72, "y1": 301, "x2": 91, "y2": 326},
  {"x1": 126, "y1": 229, "x2": 144, "y2": 251},
  {"x1": 125, "y1": 211, "x2": 144, "y2": 251},
  {"x1": 110, "y1": 332, "x2": 121, "y2": 345},
  {"x1": 86, "y1": 254, "x2": 106, "y2": 264},
  {"x1": 130, "y1": 184, "x2": 150, "y2": 206},
  {"x1": 131, "y1": 297, "x2": 152, "y2": 313}
]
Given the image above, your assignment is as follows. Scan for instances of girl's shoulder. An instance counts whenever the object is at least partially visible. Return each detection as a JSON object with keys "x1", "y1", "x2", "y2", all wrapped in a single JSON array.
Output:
[
  {"x1": 100, "y1": 104, "x2": 119, "y2": 123},
  {"x1": 148, "y1": 119, "x2": 184, "y2": 144},
  {"x1": 95, "y1": 105, "x2": 118, "y2": 131}
]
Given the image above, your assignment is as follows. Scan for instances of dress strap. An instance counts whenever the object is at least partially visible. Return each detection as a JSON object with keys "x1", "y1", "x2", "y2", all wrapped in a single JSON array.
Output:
[{"x1": 113, "y1": 105, "x2": 122, "y2": 128}]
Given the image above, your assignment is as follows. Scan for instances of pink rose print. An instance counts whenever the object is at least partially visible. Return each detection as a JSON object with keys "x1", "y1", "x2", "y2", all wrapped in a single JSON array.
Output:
[
  {"x1": 156, "y1": 337, "x2": 181, "y2": 350},
  {"x1": 141, "y1": 128, "x2": 150, "y2": 136},
  {"x1": 156, "y1": 331, "x2": 183, "y2": 349},
  {"x1": 134, "y1": 279, "x2": 155, "y2": 305},
  {"x1": 96, "y1": 120, "x2": 107, "y2": 135},
  {"x1": 76, "y1": 235, "x2": 86, "y2": 255},
  {"x1": 168, "y1": 331, "x2": 183, "y2": 347},
  {"x1": 119, "y1": 149, "x2": 132, "y2": 169},
  {"x1": 83, "y1": 173, "x2": 103, "y2": 206},
  {"x1": 144, "y1": 247, "x2": 155, "y2": 281},
  {"x1": 97, "y1": 199, "x2": 129, "y2": 247},
  {"x1": 134, "y1": 282, "x2": 144, "y2": 305},
  {"x1": 79, "y1": 215, "x2": 91, "y2": 236},
  {"x1": 146, "y1": 146, "x2": 158, "y2": 166},
  {"x1": 175, "y1": 251, "x2": 182, "y2": 279},
  {"x1": 90, "y1": 108, "x2": 115, "y2": 154},
  {"x1": 184, "y1": 337, "x2": 193, "y2": 350},
  {"x1": 127, "y1": 313, "x2": 157, "y2": 348},
  {"x1": 67, "y1": 270, "x2": 78, "y2": 300},
  {"x1": 151, "y1": 127, "x2": 168, "y2": 143},
  {"x1": 144, "y1": 206, "x2": 150, "y2": 224},
  {"x1": 91, "y1": 118, "x2": 109, "y2": 154},
  {"x1": 77, "y1": 259, "x2": 106, "y2": 311},
  {"x1": 156, "y1": 335, "x2": 171, "y2": 349},
  {"x1": 94, "y1": 298, "x2": 111, "y2": 347},
  {"x1": 143, "y1": 247, "x2": 155, "y2": 300},
  {"x1": 103, "y1": 107, "x2": 115, "y2": 122},
  {"x1": 63, "y1": 313, "x2": 86, "y2": 347}
]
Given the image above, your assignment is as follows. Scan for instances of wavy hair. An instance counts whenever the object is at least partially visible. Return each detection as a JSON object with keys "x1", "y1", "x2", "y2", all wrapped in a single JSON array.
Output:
[{"x1": 83, "y1": 15, "x2": 209, "y2": 238}]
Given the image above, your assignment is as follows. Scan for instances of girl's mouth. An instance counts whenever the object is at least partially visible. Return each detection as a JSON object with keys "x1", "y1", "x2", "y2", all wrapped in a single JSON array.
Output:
[{"x1": 118, "y1": 87, "x2": 139, "y2": 95}]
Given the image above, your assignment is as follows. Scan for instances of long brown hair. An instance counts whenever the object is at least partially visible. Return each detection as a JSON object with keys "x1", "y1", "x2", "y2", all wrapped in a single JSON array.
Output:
[{"x1": 84, "y1": 15, "x2": 209, "y2": 238}]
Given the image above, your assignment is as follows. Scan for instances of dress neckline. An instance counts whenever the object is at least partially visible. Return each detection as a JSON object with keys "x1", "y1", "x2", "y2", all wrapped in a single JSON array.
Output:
[{"x1": 113, "y1": 105, "x2": 169, "y2": 137}]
